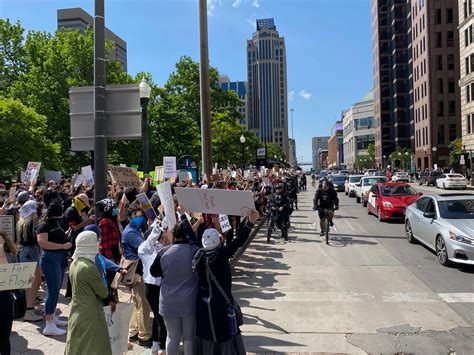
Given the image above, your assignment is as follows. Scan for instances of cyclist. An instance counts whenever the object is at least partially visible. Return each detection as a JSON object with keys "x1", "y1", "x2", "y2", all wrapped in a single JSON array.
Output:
[
  {"x1": 300, "y1": 174, "x2": 307, "y2": 191},
  {"x1": 269, "y1": 183, "x2": 291, "y2": 241},
  {"x1": 313, "y1": 180, "x2": 339, "y2": 236}
]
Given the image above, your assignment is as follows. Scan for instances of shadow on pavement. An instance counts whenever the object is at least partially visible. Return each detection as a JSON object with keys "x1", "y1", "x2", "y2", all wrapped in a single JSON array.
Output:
[{"x1": 243, "y1": 335, "x2": 304, "y2": 352}]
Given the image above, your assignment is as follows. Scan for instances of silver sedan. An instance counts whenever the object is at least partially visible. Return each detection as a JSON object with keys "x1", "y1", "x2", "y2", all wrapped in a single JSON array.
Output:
[{"x1": 405, "y1": 194, "x2": 474, "y2": 266}]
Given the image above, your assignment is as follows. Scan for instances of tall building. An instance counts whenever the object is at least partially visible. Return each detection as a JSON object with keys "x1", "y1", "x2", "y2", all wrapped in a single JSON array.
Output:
[
  {"x1": 218, "y1": 76, "x2": 248, "y2": 126},
  {"x1": 247, "y1": 18, "x2": 289, "y2": 156},
  {"x1": 57, "y1": 8, "x2": 127, "y2": 71},
  {"x1": 343, "y1": 90, "x2": 376, "y2": 169},
  {"x1": 371, "y1": 0, "x2": 414, "y2": 167},
  {"x1": 327, "y1": 121, "x2": 344, "y2": 169},
  {"x1": 312, "y1": 136, "x2": 330, "y2": 170},
  {"x1": 412, "y1": 0, "x2": 461, "y2": 170},
  {"x1": 458, "y1": 0, "x2": 474, "y2": 154},
  {"x1": 288, "y1": 138, "x2": 297, "y2": 167}
]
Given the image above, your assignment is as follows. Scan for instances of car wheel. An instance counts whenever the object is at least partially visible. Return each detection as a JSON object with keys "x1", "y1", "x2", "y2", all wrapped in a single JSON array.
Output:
[
  {"x1": 345, "y1": 190, "x2": 348, "y2": 196},
  {"x1": 367, "y1": 204, "x2": 371, "y2": 215},
  {"x1": 405, "y1": 220, "x2": 416, "y2": 244},
  {"x1": 377, "y1": 208, "x2": 384, "y2": 222},
  {"x1": 436, "y1": 235, "x2": 452, "y2": 266},
  {"x1": 356, "y1": 196, "x2": 361, "y2": 203}
]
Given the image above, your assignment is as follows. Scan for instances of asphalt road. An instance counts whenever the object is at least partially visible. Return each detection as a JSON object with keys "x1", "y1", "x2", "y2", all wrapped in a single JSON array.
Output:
[{"x1": 236, "y1": 184, "x2": 474, "y2": 354}]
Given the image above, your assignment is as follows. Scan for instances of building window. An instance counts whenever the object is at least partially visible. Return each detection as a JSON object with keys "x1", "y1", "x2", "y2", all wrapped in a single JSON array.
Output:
[
  {"x1": 449, "y1": 124, "x2": 457, "y2": 141},
  {"x1": 468, "y1": 85, "x2": 471, "y2": 102},
  {"x1": 447, "y1": 31, "x2": 454, "y2": 47},
  {"x1": 467, "y1": 57, "x2": 470, "y2": 75},
  {"x1": 436, "y1": 32, "x2": 442, "y2": 47},
  {"x1": 437, "y1": 101, "x2": 444, "y2": 117},
  {"x1": 436, "y1": 8, "x2": 442, "y2": 24},
  {"x1": 448, "y1": 54, "x2": 455, "y2": 70},
  {"x1": 437, "y1": 55, "x2": 443, "y2": 70},
  {"x1": 448, "y1": 80, "x2": 455, "y2": 93},
  {"x1": 449, "y1": 101, "x2": 456, "y2": 116},
  {"x1": 468, "y1": 115, "x2": 472, "y2": 134},
  {"x1": 438, "y1": 79, "x2": 444, "y2": 94},
  {"x1": 447, "y1": 8, "x2": 454, "y2": 23},
  {"x1": 466, "y1": 28, "x2": 469, "y2": 47},
  {"x1": 471, "y1": 54, "x2": 474, "y2": 73},
  {"x1": 438, "y1": 124, "x2": 445, "y2": 144}
]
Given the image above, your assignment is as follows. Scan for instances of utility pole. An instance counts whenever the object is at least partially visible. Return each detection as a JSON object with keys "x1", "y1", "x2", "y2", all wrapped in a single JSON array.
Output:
[
  {"x1": 199, "y1": 0, "x2": 212, "y2": 179},
  {"x1": 94, "y1": 0, "x2": 107, "y2": 217}
]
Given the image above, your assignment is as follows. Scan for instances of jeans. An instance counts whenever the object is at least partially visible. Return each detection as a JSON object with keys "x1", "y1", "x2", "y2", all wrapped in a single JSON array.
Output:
[
  {"x1": 40, "y1": 251, "x2": 66, "y2": 315},
  {"x1": 19, "y1": 245, "x2": 41, "y2": 263},
  {"x1": 145, "y1": 284, "x2": 167, "y2": 350},
  {"x1": 163, "y1": 316, "x2": 195, "y2": 355}
]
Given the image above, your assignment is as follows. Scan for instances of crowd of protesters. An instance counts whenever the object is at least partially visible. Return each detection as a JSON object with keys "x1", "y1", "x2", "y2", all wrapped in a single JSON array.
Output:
[{"x1": 0, "y1": 167, "x2": 302, "y2": 355}]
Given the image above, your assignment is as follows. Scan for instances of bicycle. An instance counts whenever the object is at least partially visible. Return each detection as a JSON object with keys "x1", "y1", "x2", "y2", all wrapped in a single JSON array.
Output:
[
  {"x1": 267, "y1": 207, "x2": 289, "y2": 243},
  {"x1": 319, "y1": 208, "x2": 332, "y2": 245}
]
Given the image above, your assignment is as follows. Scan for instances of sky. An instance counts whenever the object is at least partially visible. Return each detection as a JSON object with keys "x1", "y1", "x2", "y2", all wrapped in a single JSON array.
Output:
[{"x1": 1, "y1": 0, "x2": 373, "y2": 164}]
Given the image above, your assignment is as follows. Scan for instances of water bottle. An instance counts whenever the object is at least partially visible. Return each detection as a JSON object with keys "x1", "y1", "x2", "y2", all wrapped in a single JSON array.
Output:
[{"x1": 227, "y1": 306, "x2": 238, "y2": 336}]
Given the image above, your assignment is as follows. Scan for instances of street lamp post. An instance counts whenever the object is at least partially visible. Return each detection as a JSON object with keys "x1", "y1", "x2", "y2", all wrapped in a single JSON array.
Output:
[
  {"x1": 240, "y1": 134, "x2": 246, "y2": 171},
  {"x1": 405, "y1": 151, "x2": 409, "y2": 171},
  {"x1": 139, "y1": 77, "x2": 151, "y2": 173},
  {"x1": 383, "y1": 155, "x2": 386, "y2": 170},
  {"x1": 432, "y1": 146, "x2": 438, "y2": 169}
]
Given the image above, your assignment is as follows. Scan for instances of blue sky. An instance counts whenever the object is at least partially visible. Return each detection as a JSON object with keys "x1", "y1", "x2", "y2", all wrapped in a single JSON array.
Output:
[{"x1": 1, "y1": 0, "x2": 373, "y2": 163}]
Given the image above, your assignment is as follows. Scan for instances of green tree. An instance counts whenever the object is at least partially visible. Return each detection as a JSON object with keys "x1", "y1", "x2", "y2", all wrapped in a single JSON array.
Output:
[
  {"x1": 0, "y1": 19, "x2": 26, "y2": 89},
  {"x1": 367, "y1": 143, "x2": 375, "y2": 162},
  {"x1": 388, "y1": 147, "x2": 412, "y2": 170},
  {"x1": 449, "y1": 138, "x2": 464, "y2": 166},
  {"x1": 0, "y1": 97, "x2": 59, "y2": 179}
]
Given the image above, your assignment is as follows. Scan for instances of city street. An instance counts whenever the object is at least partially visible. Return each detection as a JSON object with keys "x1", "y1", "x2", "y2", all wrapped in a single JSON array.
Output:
[{"x1": 235, "y1": 184, "x2": 474, "y2": 354}]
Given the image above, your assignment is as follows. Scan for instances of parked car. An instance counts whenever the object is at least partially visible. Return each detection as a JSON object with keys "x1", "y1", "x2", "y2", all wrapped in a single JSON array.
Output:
[
  {"x1": 405, "y1": 194, "x2": 474, "y2": 266},
  {"x1": 345, "y1": 175, "x2": 364, "y2": 197},
  {"x1": 355, "y1": 176, "x2": 388, "y2": 206},
  {"x1": 436, "y1": 173, "x2": 468, "y2": 190},
  {"x1": 329, "y1": 174, "x2": 346, "y2": 192},
  {"x1": 392, "y1": 172, "x2": 410, "y2": 182},
  {"x1": 365, "y1": 169, "x2": 379, "y2": 176},
  {"x1": 367, "y1": 183, "x2": 422, "y2": 221},
  {"x1": 419, "y1": 171, "x2": 443, "y2": 186}
]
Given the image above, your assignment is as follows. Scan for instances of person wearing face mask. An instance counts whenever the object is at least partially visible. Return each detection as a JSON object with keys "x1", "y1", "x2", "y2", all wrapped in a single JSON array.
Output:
[
  {"x1": 37, "y1": 203, "x2": 73, "y2": 336},
  {"x1": 192, "y1": 209, "x2": 260, "y2": 355},
  {"x1": 122, "y1": 203, "x2": 152, "y2": 348},
  {"x1": 65, "y1": 231, "x2": 112, "y2": 355},
  {"x1": 97, "y1": 198, "x2": 122, "y2": 264}
]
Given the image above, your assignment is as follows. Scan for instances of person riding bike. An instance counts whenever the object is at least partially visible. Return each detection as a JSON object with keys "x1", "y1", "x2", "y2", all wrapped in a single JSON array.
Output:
[
  {"x1": 313, "y1": 180, "x2": 339, "y2": 236},
  {"x1": 300, "y1": 174, "x2": 307, "y2": 191},
  {"x1": 268, "y1": 183, "x2": 291, "y2": 241}
]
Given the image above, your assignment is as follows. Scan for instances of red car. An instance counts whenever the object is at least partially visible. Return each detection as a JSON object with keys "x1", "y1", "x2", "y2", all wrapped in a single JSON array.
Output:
[{"x1": 367, "y1": 182, "x2": 422, "y2": 221}]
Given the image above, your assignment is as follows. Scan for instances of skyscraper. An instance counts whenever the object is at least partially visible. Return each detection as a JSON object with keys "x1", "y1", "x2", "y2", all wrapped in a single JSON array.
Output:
[
  {"x1": 218, "y1": 75, "x2": 248, "y2": 126},
  {"x1": 247, "y1": 18, "x2": 289, "y2": 156},
  {"x1": 312, "y1": 136, "x2": 330, "y2": 170}
]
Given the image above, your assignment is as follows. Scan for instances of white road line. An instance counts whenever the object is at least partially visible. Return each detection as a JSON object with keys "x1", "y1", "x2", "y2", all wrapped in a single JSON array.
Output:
[{"x1": 438, "y1": 293, "x2": 474, "y2": 303}]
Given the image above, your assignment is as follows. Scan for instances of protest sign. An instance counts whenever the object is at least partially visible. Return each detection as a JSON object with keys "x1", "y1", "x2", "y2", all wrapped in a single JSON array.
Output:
[
  {"x1": 136, "y1": 193, "x2": 157, "y2": 220},
  {"x1": 157, "y1": 181, "x2": 177, "y2": 228},
  {"x1": 154, "y1": 166, "x2": 164, "y2": 183},
  {"x1": 0, "y1": 215, "x2": 14, "y2": 242},
  {"x1": 103, "y1": 303, "x2": 134, "y2": 355},
  {"x1": 178, "y1": 171, "x2": 192, "y2": 186},
  {"x1": 45, "y1": 171, "x2": 62, "y2": 183},
  {"x1": 119, "y1": 164, "x2": 126, "y2": 168},
  {"x1": 0, "y1": 262, "x2": 37, "y2": 291},
  {"x1": 24, "y1": 162, "x2": 41, "y2": 183},
  {"x1": 108, "y1": 165, "x2": 141, "y2": 188},
  {"x1": 8, "y1": 187, "x2": 16, "y2": 202},
  {"x1": 218, "y1": 214, "x2": 232, "y2": 233},
  {"x1": 131, "y1": 164, "x2": 139, "y2": 170},
  {"x1": 231, "y1": 171, "x2": 237, "y2": 179},
  {"x1": 163, "y1": 156, "x2": 177, "y2": 179},
  {"x1": 81, "y1": 165, "x2": 94, "y2": 185},
  {"x1": 244, "y1": 170, "x2": 250, "y2": 179},
  {"x1": 175, "y1": 188, "x2": 255, "y2": 217},
  {"x1": 73, "y1": 174, "x2": 86, "y2": 188}
]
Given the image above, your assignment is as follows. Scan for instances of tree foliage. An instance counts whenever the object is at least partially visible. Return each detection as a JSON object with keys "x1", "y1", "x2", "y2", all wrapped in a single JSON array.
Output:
[
  {"x1": 449, "y1": 138, "x2": 464, "y2": 166},
  {"x1": 388, "y1": 147, "x2": 412, "y2": 170}
]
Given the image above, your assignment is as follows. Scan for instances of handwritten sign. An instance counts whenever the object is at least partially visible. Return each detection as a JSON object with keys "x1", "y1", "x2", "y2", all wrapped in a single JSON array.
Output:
[
  {"x1": 103, "y1": 303, "x2": 134, "y2": 355},
  {"x1": 219, "y1": 214, "x2": 232, "y2": 233},
  {"x1": 163, "y1": 156, "x2": 177, "y2": 179},
  {"x1": 157, "y1": 181, "x2": 177, "y2": 229},
  {"x1": 0, "y1": 215, "x2": 14, "y2": 242},
  {"x1": 24, "y1": 162, "x2": 41, "y2": 183},
  {"x1": 81, "y1": 165, "x2": 94, "y2": 185},
  {"x1": 0, "y1": 262, "x2": 37, "y2": 291},
  {"x1": 8, "y1": 187, "x2": 16, "y2": 202},
  {"x1": 136, "y1": 193, "x2": 157, "y2": 220},
  {"x1": 175, "y1": 188, "x2": 255, "y2": 217},
  {"x1": 154, "y1": 166, "x2": 164, "y2": 183},
  {"x1": 108, "y1": 165, "x2": 141, "y2": 188}
]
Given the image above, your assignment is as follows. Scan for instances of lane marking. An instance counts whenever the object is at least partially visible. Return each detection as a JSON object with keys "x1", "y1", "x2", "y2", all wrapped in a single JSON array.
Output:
[{"x1": 438, "y1": 293, "x2": 474, "y2": 303}]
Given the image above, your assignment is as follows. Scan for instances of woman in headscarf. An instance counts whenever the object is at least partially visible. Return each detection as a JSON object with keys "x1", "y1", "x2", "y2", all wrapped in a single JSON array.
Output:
[
  {"x1": 65, "y1": 231, "x2": 112, "y2": 355},
  {"x1": 193, "y1": 209, "x2": 259, "y2": 355}
]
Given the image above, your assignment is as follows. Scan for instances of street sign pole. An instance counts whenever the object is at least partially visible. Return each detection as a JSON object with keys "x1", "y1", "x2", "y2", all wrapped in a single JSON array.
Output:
[{"x1": 94, "y1": 0, "x2": 107, "y2": 213}]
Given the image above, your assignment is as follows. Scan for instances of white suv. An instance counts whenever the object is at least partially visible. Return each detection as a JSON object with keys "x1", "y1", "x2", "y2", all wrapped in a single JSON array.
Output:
[
  {"x1": 345, "y1": 175, "x2": 364, "y2": 197},
  {"x1": 355, "y1": 176, "x2": 388, "y2": 206}
]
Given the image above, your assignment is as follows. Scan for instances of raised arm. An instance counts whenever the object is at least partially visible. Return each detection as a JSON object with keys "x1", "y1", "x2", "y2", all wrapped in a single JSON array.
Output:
[{"x1": 221, "y1": 209, "x2": 259, "y2": 259}]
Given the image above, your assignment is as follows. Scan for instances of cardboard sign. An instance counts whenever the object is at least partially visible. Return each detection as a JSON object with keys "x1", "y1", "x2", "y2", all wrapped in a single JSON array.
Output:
[
  {"x1": 108, "y1": 165, "x2": 141, "y2": 188},
  {"x1": 103, "y1": 303, "x2": 134, "y2": 355},
  {"x1": 45, "y1": 171, "x2": 62, "y2": 183},
  {"x1": 154, "y1": 166, "x2": 164, "y2": 183},
  {"x1": 81, "y1": 165, "x2": 94, "y2": 185},
  {"x1": 136, "y1": 193, "x2": 157, "y2": 220},
  {"x1": 0, "y1": 262, "x2": 37, "y2": 291},
  {"x1": 163, "y1": 156, "x2": 177, "y2": 179},
  {"x1": 219, "y1": 214, "x2": 232, "y2": 233},
  {"x1": 0, "y1": 215, "x2": 14, "y2": 242},
  {"x1": 8, "y1": 187, "x2": 16, "y2": 202},
  {"x1": 175, "y1": 188, "x2": 255, "y2": 217},
  {"x1": 157, "y1": 181, "x2": 177, "y2": 229},
  {"x1": 24, "y1": 162, "x2": 41, "y2": 183}
]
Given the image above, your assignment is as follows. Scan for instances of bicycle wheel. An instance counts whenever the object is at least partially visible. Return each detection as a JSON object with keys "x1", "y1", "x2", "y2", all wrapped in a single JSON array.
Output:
[
  {"x1": 324, "y1": 218, "x2": 330, "y2": 245},
  {"x1": 267, "y1": 220, "x2": 273, "y2": 243}
]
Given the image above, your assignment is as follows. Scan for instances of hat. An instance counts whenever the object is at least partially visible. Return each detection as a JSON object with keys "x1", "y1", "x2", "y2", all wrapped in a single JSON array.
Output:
[
  {"x1": 201, "y1": 228, "x2": 221, "y2": 251},
  {"x1": 84, "y1": 224, "x2": 101, "y2": 237},
  {"x1": 47, "y1": 203, "x2": 63, "y2": 218},
  {"x1": 17, "y1": 191, "x2": 31, "y2": 205},
  {"x1": 97, "y1": 198, "x2": 114, "y2": 213},
  {"x1": 77, "y1": 193, "x2": 90, "y2": 208}
]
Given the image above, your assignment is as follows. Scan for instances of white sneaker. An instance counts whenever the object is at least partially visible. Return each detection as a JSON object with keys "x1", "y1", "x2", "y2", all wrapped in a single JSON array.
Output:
[
  {"x1": 43, "y1": 323, "x2": 66, "y2": 336},
  {"x1": 24, "y1": 309, "x2": 43, "y2": 322},
  {"x1": 54, "y1": 316, "x2": 68, "y2": 327}
]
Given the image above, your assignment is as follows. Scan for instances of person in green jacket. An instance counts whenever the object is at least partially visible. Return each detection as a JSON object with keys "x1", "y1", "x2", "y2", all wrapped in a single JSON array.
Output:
[{"x1": 65, "y1": 231, "x2": 112, "y2": 355}]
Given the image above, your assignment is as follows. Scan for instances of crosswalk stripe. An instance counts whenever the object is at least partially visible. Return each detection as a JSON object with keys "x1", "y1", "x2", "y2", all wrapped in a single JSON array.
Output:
[{"x1": 438, "y1": 293, "x2": 474, "y2": 303}]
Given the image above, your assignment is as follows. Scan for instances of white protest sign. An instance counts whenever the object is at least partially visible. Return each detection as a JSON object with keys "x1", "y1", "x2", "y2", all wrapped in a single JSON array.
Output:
[
  {"x1": 0, "y1": 215, "x2": 14, "y2": 242},
  {"x1": 219, "y1": 214, "x2": 232, "y2": 233},
  {"x1": 73, "y1": 174, "x2": 86, "y2": 188},
  {"x1": 163, "y1": 156, "x2": 177, "y2": 179},
  {"x1": 154, "y1": 166, "x2": 164, "y2": 182},
  {"x1": 0, "y1": 262, "x2": 37, "y2": 291},
  {"x1": 45, "y1": 171, "x2": 62, "y2": 183},
  {"x1": 460, "y1": 156, "x2": 466, "y2": 165},
  {"x1": 81, "y1": 165, "x2": 94, "y2": 185},
  {"x1": 108, "y1": 165, "x2": 142, "y2": 188},
  {"x1": 119, "y1": 163, "x2": 126, "y2": 168},
  {"x1": 175, "y1": 188, "x2": 255, "y2": 217},
  {"x1": 244, "y1": 170, "x2": 250, "y2": 179},
  {"x1": 24, "y1": 162, "x2": 41, "y2": 183},
  {"x1": 157, "y1": 181, "x2": 177, "y2": 229},
  {"x1": 231, "y1": 171, "x2": 237, "y2": 179},
  {"x1": 8, "y1": 187, "x2": 16, "y2": 202},
  {"x1": 103, "y1": 303, "x2": 134, "y2": 355}
]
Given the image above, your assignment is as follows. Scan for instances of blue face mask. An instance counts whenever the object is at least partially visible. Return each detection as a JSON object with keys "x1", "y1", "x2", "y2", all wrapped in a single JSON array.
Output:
[
  {"x1": 112, "y1": 208, "x2": 119, "y2": 217},
  {"x1": 131, "y1": 215, "x2": 145, "y2": 228}
]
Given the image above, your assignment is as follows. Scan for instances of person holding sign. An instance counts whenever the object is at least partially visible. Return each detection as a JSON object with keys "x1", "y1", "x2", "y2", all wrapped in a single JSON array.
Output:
[{"x1": 0, "y1": 231, "x2": 19, "y2": 355}]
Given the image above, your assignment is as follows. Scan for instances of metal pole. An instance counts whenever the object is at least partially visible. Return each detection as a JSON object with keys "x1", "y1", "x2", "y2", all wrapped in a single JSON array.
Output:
[
  {"x1": 141, "y1": 97, "x2": 150, "y2": 173},
  {"x1": 199, "y1": 0, "x2": 212, "y2": 179},
  {"x1": 94, "y1": 0, "x2": 107, "y2": 218},
  {"x1": 241, "y1": 142, "x2": 245, "y2": 171}
]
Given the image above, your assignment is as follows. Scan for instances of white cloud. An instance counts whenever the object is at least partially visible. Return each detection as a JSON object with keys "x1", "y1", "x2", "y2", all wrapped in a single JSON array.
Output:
[
  {"x1": 252, "y1": 0, "x2": 260, "y2": 8},
  {"x1": 246, "y1": 18, "x2": 256, "y2": 28},
  {"x1": 288, "y1": 91, "x2": 295, "y2": 101},
  {"x1": 299, "y1": 90, "x2": 312, "y2": 100},
  {"x1": 207, "y1": 0, "x2": 222, "y2": 16},
  {"x1": 232, "y1": 0, "x2": 242, "y2": 8}
]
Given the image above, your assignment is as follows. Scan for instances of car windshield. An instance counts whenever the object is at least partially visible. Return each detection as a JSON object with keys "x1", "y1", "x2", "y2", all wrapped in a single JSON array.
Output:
[
  {"x1": 381, "y1": 185, "x2": 417, "y2": 196},
  {"x1": 332, "y1": 176, "x2": 346, "y2": 183},
  {"x1": 363, "y1": 177, "x2": 387, "y2": 186},
  {"x1": 349, "y1": 176, "x2": 362, "y2": 183},
  {"x1": 438, "y1": 199, "x2": 474, "y2": 219},
  {"x1": 447, "y1": 174, "x2": 464, "y2": 178}
]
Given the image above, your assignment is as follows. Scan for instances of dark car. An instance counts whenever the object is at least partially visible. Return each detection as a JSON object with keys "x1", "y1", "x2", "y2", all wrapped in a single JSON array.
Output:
[
  {"x1": 419, "y1": 171, "x2": 443, "y2": 186},
  {"x1": 329, "y1": 174, "x2": 346, "y2": 192}
]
